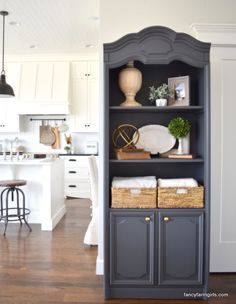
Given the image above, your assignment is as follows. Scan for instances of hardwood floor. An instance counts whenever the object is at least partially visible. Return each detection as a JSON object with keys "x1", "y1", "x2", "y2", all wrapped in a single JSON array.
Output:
[{"x1": 0, "y1": 199, "x2": 235, "y2": 303}]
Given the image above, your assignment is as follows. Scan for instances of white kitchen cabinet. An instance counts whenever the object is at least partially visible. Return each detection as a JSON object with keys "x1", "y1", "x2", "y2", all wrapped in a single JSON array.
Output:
[
  {"x1": 0, "y1": 63, "x2": 20, "y2": 132},
  {"x1": 5, "y1": 62, "x2": 21, "y2": 97},
  {"x1": 0, "y1": 100, "x2": 19, "y2": 132},
  {"x1": 60, "y1": 155, "x2": 91, "y2": 199},
  {"x1": 70, "y1": 61, "x2": 99, "y2": 132},
  {"x1": 17, "y1": 61, "x2": 70, "y2": 114}
]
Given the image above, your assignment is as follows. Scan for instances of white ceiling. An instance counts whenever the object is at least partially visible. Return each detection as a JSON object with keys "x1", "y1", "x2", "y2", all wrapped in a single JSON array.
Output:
[{"x1": 0, "y1": 0, "x2": 99, "y2": 54}]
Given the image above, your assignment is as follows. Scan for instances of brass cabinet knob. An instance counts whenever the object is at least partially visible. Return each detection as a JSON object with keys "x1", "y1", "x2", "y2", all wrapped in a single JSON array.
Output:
[
  {"x1": 145, "y1": 216, "x2": 151, "y2": 222},
  {"x1": 163, "y1": 216, "x2": 170, "y2": 222}
]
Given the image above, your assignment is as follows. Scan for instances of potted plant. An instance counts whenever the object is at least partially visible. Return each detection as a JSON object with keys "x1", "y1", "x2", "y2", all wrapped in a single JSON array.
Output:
[
  {"x1": 168, "y1": 117, "x2": 191, "y2": 154},
  {"x1": 64, "y1": 145, "x2": 71, "y2": 154},
  {"x1": 149, "y1": 83, "x2": 174, "y2": 106}
]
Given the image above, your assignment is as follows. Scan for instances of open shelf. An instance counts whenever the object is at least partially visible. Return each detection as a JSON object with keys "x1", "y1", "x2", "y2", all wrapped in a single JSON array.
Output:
[{"x1": 110, "y1": 106, "x2": 204, "y2": 113}]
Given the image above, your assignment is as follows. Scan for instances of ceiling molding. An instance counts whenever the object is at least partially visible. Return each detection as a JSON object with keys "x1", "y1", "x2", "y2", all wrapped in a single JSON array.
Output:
[{"x1": 191, "y1": 23, "x2": 236, "y2": 46}]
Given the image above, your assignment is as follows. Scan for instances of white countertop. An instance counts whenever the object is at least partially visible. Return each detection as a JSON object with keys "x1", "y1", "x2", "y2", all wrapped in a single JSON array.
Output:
[{"x1": 0, "y1": 158, "x2": 63, "y2": 165}]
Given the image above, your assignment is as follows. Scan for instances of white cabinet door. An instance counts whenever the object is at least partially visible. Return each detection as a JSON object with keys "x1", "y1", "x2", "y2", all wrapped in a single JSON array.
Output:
[
  {"x1": 70, "y1": 61, "x2": 99, "y2": 132},
  {"x1": 52, "y1": 62, "x2": 70, "y2": 102},
  {"x1": 87, "y1": 76, "x2": 99, "y2": 132},
  {"x1": 0, "y1": 101, "x2": 19, "y2": 133},
  {"x1": 87, "y1": 62, "x2": 99, "y2": 132},
  {"x1": 70, "y1": 77, "x2": 89, "y2": 131},
  {"x1": 210, "y1": 46, "x2": 236, "y2": 272},
  {"x1": 0, "y1": 101, "x2": 7, "y2": 129}
]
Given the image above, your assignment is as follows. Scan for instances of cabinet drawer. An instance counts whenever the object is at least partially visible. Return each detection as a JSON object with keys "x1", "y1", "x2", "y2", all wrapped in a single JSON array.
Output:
[
  {"x1": 63, "y1": 156, "x2": 88, "y2": 167},
  {"x1": 65, "y1": 167, "x2": 89, "y2": 179},
  {"x1": 65, "y1": 181, "x2": 90, "y2": 198},
  {"x1": 65, "y1": 181, "x2": 90, "y2": 191}
]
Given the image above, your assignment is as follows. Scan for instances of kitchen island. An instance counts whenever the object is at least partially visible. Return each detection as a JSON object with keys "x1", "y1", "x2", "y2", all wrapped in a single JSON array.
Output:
[{"x1": 0, "y1": 158, "x2": 65, "y2": 231}]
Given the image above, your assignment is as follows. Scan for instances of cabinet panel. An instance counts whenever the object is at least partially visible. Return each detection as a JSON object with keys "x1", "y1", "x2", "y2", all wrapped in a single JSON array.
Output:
[
  {"x1": 70, "y1": 61, "x2": 99, "y2": 132},
  {"x1": 158, "y1": 211, "x2": 204, "y2": 286},
  {"x1": 17, "y1": 61, "x2": 70, "y2": 114},
  {"x1": 19, "y1": 63, "x2": 37, "y2": 100},
  {"x1": 0, "y1": 101, "x2": 19, "y2": 132},
  {"x1": 5, "y1": 63, "x2": 21, "y2": 97},
  {"x1": 72, "y1": 61, "x2": 88, "y2": 78},
  {"x1": 36, "y1": 63, "x2": 53, "y2": 100},
  {"x1": 87, "y1": 76, "x2": 99, "y2": 131},
  {"x1": 71, "y1": 78, "x2": 88, "y2": 131},
  {"x1": 110, "y1": 212, "x2": 154, "y2": 285},
  {"x1": 52, "y1": 62, "x2": 70, "y2": 102}
]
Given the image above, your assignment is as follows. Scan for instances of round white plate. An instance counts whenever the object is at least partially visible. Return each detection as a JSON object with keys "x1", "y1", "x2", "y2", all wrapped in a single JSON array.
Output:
[{"x1": 134, "y1": 124, "x2": 176, "y2": 154}]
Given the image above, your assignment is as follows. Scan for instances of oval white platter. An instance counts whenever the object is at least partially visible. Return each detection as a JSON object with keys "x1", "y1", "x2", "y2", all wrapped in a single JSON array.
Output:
[{"x1": 134, "y1": 124, "x2": 176, "y2": 154}]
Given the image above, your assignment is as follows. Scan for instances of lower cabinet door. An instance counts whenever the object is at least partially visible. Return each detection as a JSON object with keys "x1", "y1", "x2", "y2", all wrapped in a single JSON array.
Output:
[
  {"x1": 110, "y1": 211, "x2": 154, "y2": 285},
  {"x1": 158, "y1": 211, "x2": 204, "y2": 286}
]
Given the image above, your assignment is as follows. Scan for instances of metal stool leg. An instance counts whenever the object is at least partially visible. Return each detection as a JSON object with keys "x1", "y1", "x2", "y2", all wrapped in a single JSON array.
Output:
[
  {"x1": 3, "y1": 188, "x2": 12, "y2": 236},
  {"x1": 15, "y1": 188, "x2": 22, "y2": 224},
  {"x1": 18, "y1": 188, "x2": 32, "y2": 232},
  {"x1": 0, "y1": 188, "x2": 6, "y2": 220}
]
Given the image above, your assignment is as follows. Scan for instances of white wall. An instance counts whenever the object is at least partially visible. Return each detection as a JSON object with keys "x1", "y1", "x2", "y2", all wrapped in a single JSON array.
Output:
[{"x1": 100, "y1": 0, "x2": 236, "y2": 42}]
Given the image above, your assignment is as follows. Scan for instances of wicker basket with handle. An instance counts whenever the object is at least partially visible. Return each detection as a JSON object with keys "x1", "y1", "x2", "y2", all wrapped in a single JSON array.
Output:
[
  {"x1": 157, "y1": 185, "x2": 204, "y2": 208},
  {"x1": 111, "y1": 187, "x2": 157, "y2": 208}
]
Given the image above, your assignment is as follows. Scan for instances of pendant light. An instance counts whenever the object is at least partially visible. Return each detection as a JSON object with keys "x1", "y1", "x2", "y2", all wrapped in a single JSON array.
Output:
[{"x1": 0, "y1": 11, "x2": 14, "y2": 97}]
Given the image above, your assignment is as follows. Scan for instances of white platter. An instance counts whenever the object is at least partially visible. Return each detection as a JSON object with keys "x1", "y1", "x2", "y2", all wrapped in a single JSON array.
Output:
[{"x1": 134, "y1": 124, "x2": 176, "y2": 154}]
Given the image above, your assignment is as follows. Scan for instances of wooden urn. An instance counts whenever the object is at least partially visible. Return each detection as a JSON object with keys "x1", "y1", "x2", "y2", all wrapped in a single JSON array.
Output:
[{"x1": 118, "y1": 61, "x2": 142, "y2": 106}]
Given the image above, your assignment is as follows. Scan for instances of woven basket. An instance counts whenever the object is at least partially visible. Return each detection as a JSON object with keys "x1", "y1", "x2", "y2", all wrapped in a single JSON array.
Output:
[
  {"x1": 157, "y1": 186, "x2": 204, "y2": 208},
  {"x1": 111, "y1": 187, "x2": 157, "y2": 208}
]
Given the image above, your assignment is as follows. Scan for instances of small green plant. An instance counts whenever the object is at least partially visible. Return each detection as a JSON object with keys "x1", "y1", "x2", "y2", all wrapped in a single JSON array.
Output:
[
  {"x1": 149, "y1": 83, "x2": 174, "y2": 102},
  {"x1": 168, "y1": 117, "x2": 191, "y2": 138},
  {"x1": 64, "y1": 145, "x2": 71, "y2": 153}
]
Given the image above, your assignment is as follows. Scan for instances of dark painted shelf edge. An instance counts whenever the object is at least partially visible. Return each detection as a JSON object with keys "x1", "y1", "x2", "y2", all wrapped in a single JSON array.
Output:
[
  {"x1": 110, "y1": 106, "x2": 204, "y2": 112},
  {"x1": 109, "y1": 158, "x2": 204, "y2": 163}
]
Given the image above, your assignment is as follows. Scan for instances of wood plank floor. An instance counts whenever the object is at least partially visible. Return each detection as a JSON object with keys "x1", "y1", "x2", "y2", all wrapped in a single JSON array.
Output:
[{"x1": 0, "y1": 199, "x2": 235, "y2": 303}]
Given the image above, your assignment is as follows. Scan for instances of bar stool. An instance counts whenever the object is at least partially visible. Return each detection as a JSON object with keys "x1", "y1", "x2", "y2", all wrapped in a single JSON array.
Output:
[{"x1": 0, "y1": 180, "x2": 32, "y2": 236}]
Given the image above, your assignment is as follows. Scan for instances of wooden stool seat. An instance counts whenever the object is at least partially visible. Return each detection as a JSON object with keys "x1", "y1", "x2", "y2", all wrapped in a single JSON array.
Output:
[
  {"x1": 0, "y1": 179, "x2": 31, "y2": 235},
  {"x1": 0, "y1": 180, "x2": 27, "y2": 187}
]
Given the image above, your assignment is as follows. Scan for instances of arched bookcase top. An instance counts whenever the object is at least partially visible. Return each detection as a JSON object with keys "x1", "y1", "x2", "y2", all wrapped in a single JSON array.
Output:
[{"x1": 104, "y1": 26, "x2": 210, "y2": 68}]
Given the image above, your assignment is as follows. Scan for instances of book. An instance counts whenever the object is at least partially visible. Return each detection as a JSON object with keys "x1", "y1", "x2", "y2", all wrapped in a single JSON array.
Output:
[{"x1": 168, "y1": 154, "x2": 194, "y2": 159}]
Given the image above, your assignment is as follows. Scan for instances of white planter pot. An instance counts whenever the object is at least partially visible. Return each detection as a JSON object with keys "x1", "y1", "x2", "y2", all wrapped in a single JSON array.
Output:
[
  {"x1": 177, "y1": 138, "x2": 184, "y2": 154},
  {"x1": 156, "y1": 98, "x2": 167, "y2": 106}
]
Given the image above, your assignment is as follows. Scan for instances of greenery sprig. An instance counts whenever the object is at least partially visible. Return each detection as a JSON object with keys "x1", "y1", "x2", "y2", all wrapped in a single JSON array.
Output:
[{"x1": 149, "y1": 83, "x2": 174, "y2": 102}]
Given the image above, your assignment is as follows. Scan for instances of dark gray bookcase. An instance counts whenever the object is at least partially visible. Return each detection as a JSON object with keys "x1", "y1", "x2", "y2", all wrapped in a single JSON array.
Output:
[{"x1": 103, "y1": 26, "x2": 210, "y2": 299}]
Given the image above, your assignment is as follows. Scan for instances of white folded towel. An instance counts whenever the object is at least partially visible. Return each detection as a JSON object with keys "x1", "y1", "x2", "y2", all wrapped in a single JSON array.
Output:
[
  {"x1": 158, "y1": 178, "x2": 198, "y2": 188},
  {"x1": 112, "y1": 176, "x2": 157, "y2": 188}
]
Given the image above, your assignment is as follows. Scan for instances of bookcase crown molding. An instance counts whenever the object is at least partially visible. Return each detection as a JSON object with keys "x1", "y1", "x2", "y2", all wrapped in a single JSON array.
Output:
[{"x1": 104, "y1": 26, "x2": 210, "y2": 68}]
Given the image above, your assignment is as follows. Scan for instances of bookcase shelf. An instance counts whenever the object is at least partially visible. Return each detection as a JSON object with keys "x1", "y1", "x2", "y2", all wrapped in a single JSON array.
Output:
[
  {"x1": 109, "y1": 158, "x2": 204, "y2": 163},
  {"x1": 110, "y1": 106, "x2": 204, "y2": 113}
]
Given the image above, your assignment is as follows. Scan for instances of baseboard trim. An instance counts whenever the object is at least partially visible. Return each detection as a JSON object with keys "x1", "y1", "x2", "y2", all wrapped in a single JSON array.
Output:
[
  {"x1": 96, "y1": 256, "x2": 104, "y2": 275},
  {"x1": 41, "y1": 204, "x2": 66, "y2": 231}
]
